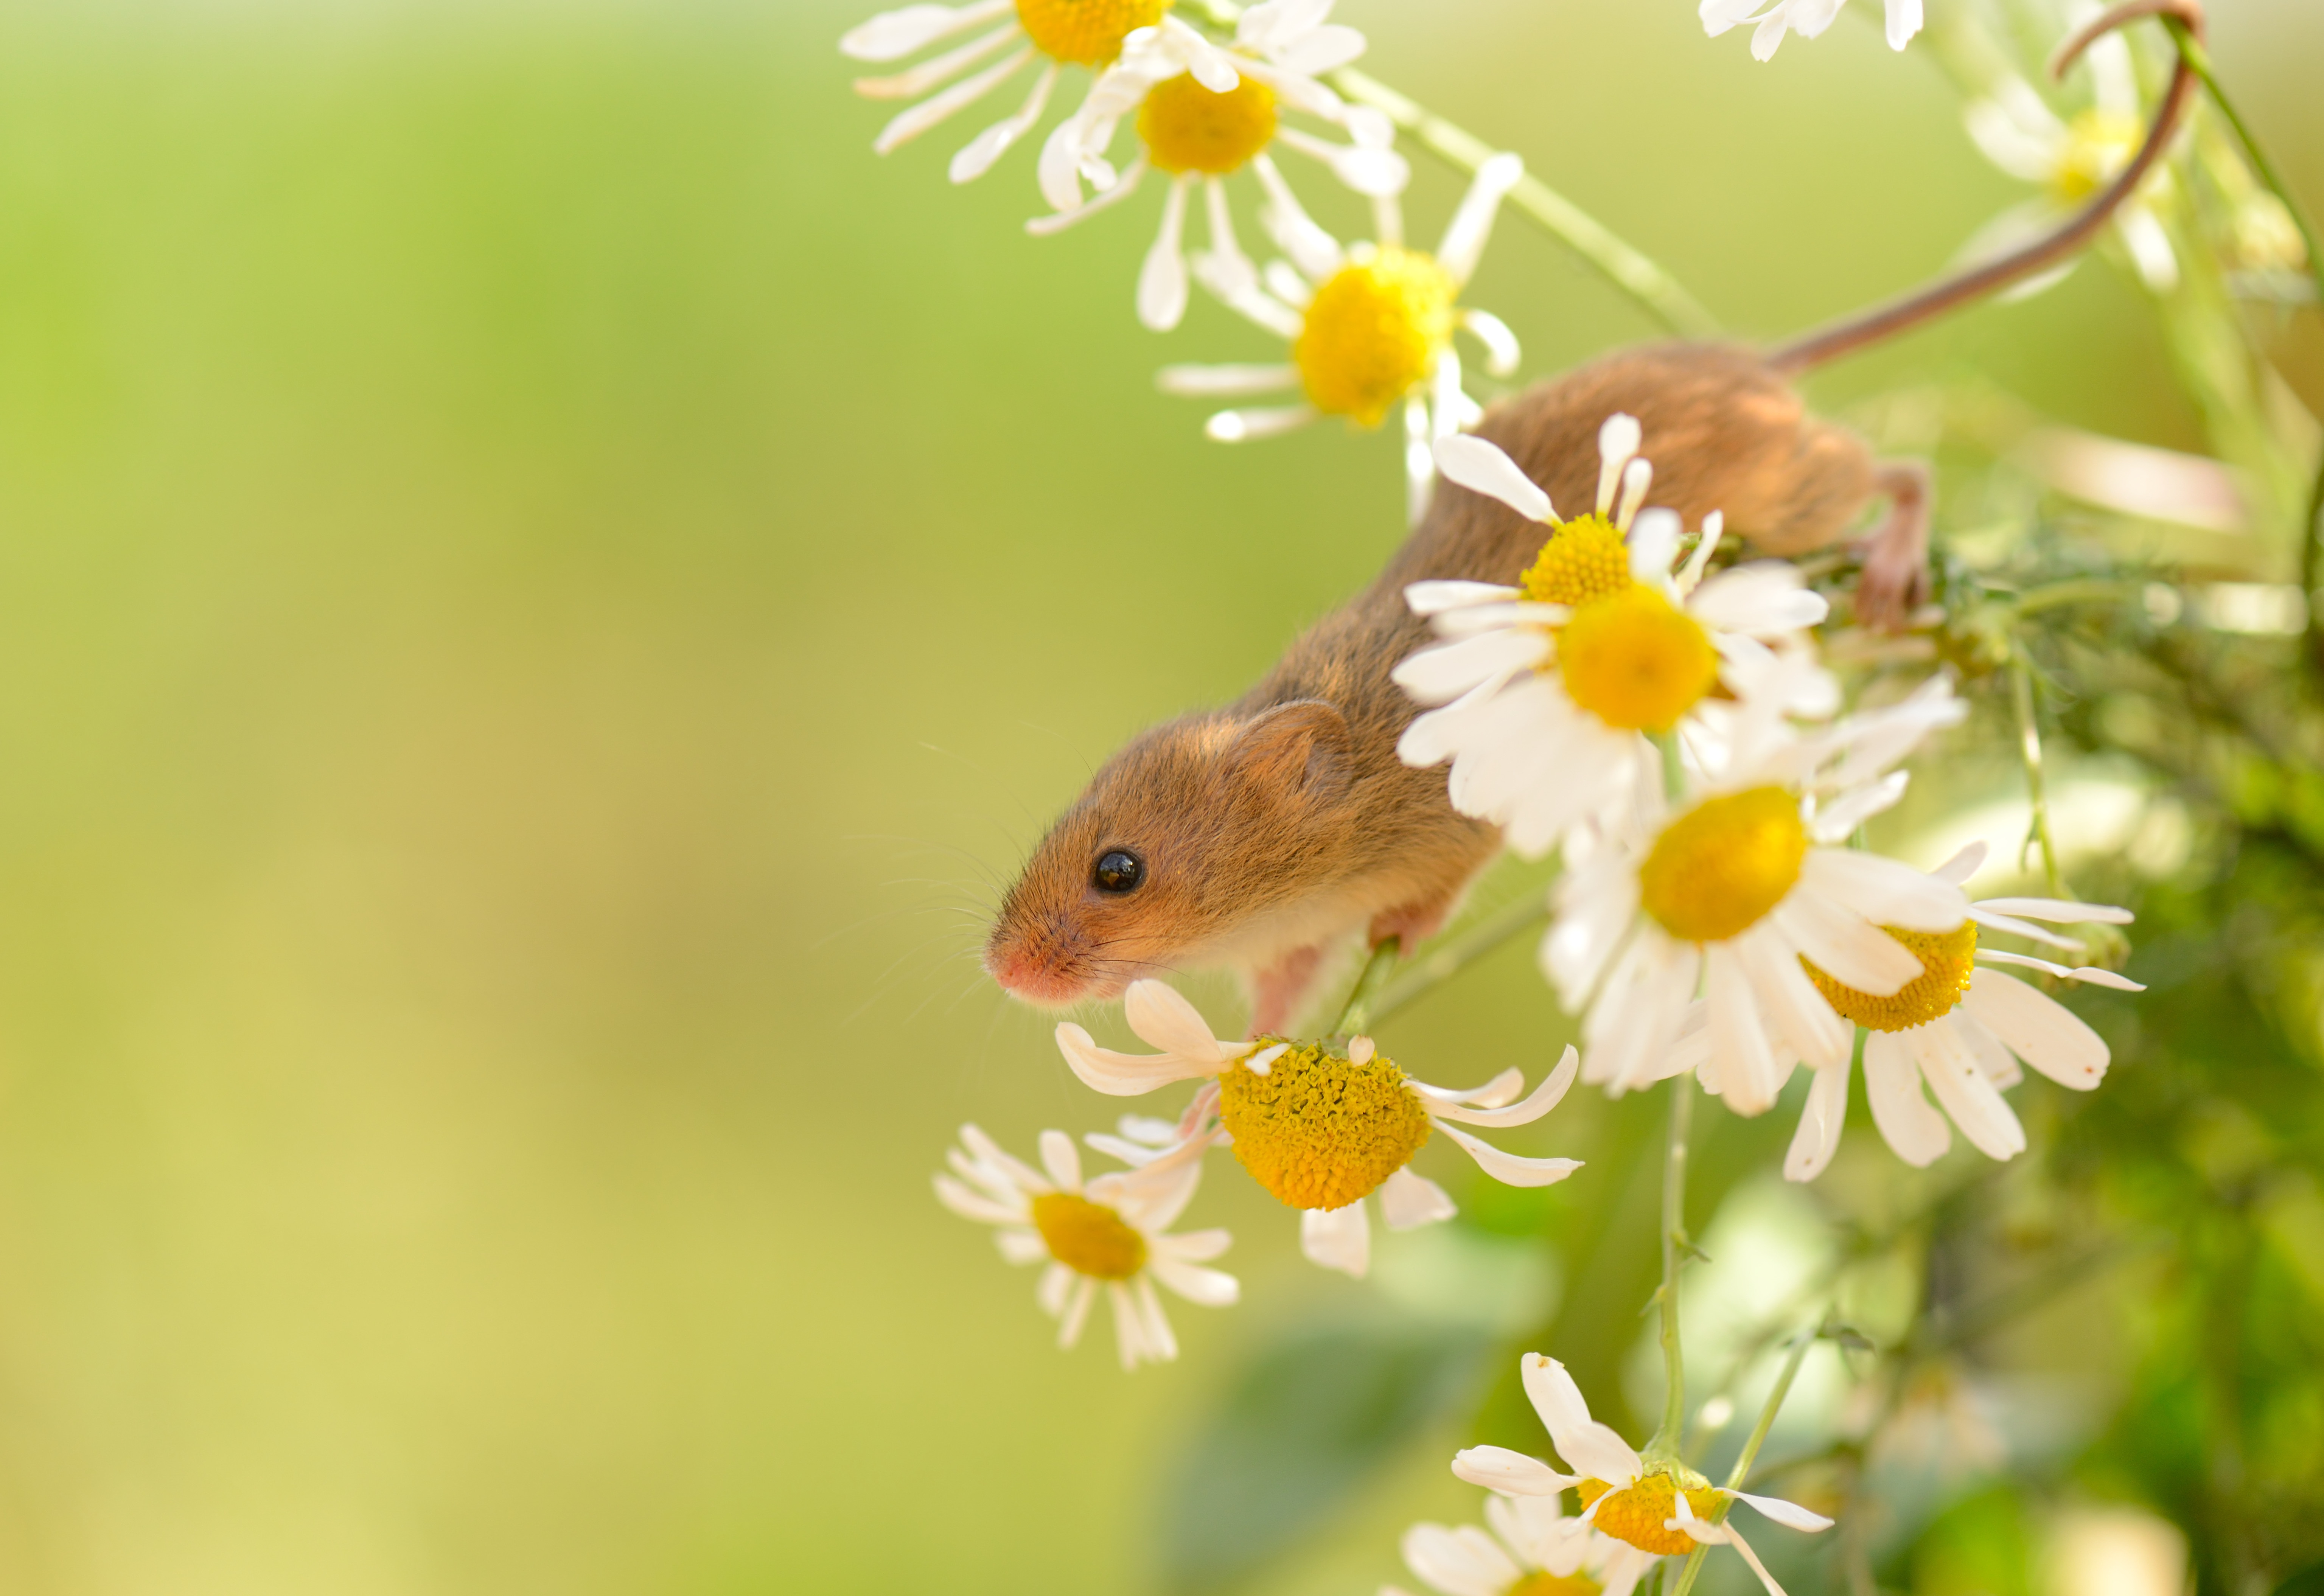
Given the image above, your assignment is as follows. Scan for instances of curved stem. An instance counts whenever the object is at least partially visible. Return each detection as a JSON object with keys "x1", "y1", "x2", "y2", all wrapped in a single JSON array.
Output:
[
  {"x1": 1332, "y1": 936, "x2": 1403, "y2": 1038},
  {"x1": 1648, "y1": 1077, "x2": 1695, "y2": 1457},
  {"x1": 1669, "y1": 1326, "x2": 1819, "y2": 1596},
  {"x1": 1328, "y1": 68, "x2": 1722, "y2": 339},
  {"x1": 2156, "y1": 17, "x2": 2324, "y2": 682},
  {"x1": 1369, "y1": 892, "x2": 1551, "y2": 1025},
  {"x1": 2008, "y1": 642, "x2": 2067, "y2": 897}
]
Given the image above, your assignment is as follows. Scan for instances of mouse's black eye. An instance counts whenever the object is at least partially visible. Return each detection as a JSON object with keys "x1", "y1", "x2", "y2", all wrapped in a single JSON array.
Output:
[{"x1": 1093, "y1": 850, "x2": 1146, "y2": 894}]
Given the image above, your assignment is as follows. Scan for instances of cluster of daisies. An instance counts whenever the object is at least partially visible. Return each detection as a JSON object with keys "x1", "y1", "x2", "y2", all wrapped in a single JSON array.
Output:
[
  {"x1": 841, "y1": 5, "x2": 2156, "y2": 1591},
  {"x1": 939, "y1": 412, "x2": 2141, "y2": 1371},
  {"x1": 843, "y1": 0, "x2": 1536, "y2": 516},
  {"x1": 932, "y1": 413, "x2": 2144, "y2": 1596}
]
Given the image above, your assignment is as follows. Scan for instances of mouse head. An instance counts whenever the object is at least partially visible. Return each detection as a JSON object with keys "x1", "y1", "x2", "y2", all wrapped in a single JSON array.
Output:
[{"x1": 985, "y1": 699, "x2": 1354, "y2": 1008}]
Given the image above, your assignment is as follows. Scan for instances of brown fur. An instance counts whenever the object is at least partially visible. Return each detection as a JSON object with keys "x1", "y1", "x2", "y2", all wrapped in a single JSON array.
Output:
[{"x1": 985, "y1": 342, "x2": 1920, "y2": 1033}]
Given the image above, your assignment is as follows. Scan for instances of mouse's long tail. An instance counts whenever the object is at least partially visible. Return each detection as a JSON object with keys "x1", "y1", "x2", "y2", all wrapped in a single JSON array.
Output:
[{"x1": 1768, "y1": 0, "x2": 2203, "y2": 376}]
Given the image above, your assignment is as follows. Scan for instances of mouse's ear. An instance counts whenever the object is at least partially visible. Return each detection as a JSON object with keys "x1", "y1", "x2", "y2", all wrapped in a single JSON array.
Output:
[{"x1": 1231, "y1": 699, "x2": 1351, "y2": 802}]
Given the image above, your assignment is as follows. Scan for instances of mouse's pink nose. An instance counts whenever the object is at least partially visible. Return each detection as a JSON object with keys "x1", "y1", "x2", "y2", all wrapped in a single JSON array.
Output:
[
  {"x1": 971, "y1": 920, "x2": 1097, "y2": 1003},
  {"x1": 984, "y1": 943, "x2": 1092, "y2": 1007}
]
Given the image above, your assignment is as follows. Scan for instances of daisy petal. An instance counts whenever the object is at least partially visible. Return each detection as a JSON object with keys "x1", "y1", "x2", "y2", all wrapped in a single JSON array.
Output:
[
  {"x1": 1783, "y1": 1057, "x2": 1851, "y2": 1183},
  {"x1": 1449, "y1": 1445, "x2": 1578, "y2": 1496},
  {"x1": 1909, "y1": 1020, "x2": 2026, "y2": 1161},
  {"x1": 1521, "y1": 1354, "x2": 1643, "y2": 1484},
  {"x1": 841, "y1": 0, "x2": 1013, "y2": 61},
  {"x1": 934, "y1": 1173, "x2": 1024, "y2": 1225},
  {"x1": 1933, "y1": 841, "x2": 1989, "y2": 884},
  {"x1": 1156, "y1": 362, "x2": 1300, "y2": 397},
  {"x1": 1379, "y1": 1167, "x2": 1458, "y2": 1229},
  {"x1": 1123, "y1": 978, "x2": 1240, "y2": 1063},
  {"x1": 1392, "y1": 628, "x2": 1551, "y2": 706},
  {"x1": 1973, "y1": 897, "x2": 2133, "y2": 925},
  {"x1": 872, "y1": 45, "x2": 1031, "y2": 154},
  {"x1": 1863, "y1": 1030, "x2": 1951, "y2": 1166},
  {"x1": 1769, "y1": 889, "x2": 1922, "y2": 995},
  {"x1": 1718, "y1": 1519, "x2": 1795, "y2": 1596},
  {"x1": 1138, "y1": 176, "x2": 1192, "y2": 330},
  {"x1": 1425, "y1": 1046, "x2": 1579, "y2": 1127},
  {"x1": 949, "y1": 61, "x2": 1056, "y2": 181},
  {"x1": 1434, "y1": 434, "x2": 1554, "y2": 523},
  {"x1": 855, "y1": 22, "x2": 1019, "y2": 98},
  {"x1": 1055, "y1": 1023, "x2": 1220, "y2": 1096},
  {"x1": 1400, "y1": 1524, "x2": 1522, "y2": 1596},
  {"x1": 1962, "y1": 967, "x2": 2110, "y2": 1087},
  {"x1": 1800, "y1": 848, "x2": 1968, "y2": 933},
  {"x1": 1301, "y1": 1201, "x2": 1371, "y2": 1276},
  {"x1": 1436, "y1": 1121, "x2": 1583, "y2": 1187},
  {"x1": 1404, "y1": 579, "x2": 1522, "y2": 616},
  {"x1": 1037, "y1": 1128, "x2": 1083, "y2": 1191},
  {"x1": 1976, "y1": 949, "x2": 2144, "y2": 990},
  {"x1": 1723, "y1": 1488, "x2": 1835, "y2": 1533}
]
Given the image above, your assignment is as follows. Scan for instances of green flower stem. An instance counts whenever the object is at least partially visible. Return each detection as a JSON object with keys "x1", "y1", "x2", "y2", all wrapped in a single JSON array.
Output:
[
  {"x1": 1668, "y1": 1326, "x2": 1819, "y2": 1596},
  {"x1": 2008, "y1": 642, "x2": 2068, "y2": 897},
  {"x1": 2158, "y1": 17, "x2": 2324, "y2": 678},
  {"x1": 1332, "y1": 936, "x2": 1404, "y2": 1038},
  {"x1": 1326, "y1": 68, "x2": 1722, "y2": 339},
  {"x1": 1368, "y1": 892, "x2": 1551, "y2": 1026},
  {"x1": 1648, "y1": 1077, "x2": 1696, "y2": 1458}
]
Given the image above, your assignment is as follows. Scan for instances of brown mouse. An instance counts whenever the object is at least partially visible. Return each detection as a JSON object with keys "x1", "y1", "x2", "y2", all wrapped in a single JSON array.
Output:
[{"x1": 984, "y1": 3, "x2": 2196, "y2": 1033}]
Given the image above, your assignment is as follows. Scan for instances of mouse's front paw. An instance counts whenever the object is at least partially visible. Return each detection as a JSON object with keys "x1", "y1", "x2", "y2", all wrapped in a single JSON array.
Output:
[{"x1": 1853, "y1": 545, "x2": 1933, "y2": 632}]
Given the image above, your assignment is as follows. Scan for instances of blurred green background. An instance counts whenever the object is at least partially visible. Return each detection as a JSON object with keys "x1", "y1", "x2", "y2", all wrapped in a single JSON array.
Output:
[{"x1": 0, "y1": 0, "x2": 2314, "y2": 1592}]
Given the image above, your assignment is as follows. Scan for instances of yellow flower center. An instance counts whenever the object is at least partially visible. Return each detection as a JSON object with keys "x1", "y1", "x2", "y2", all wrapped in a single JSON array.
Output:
[
  {"x1": 1139, "y1": 73, "x2": 1277, "y2": 176},
  {"x1": 1579, "y1": 1468, "x2": 1723, "y2": 1556},
  {"x1": 1015, "y1": 0, "x2": 1170, "y2": 66},
  {"x1": 1804, "y1": 920, "x2": 1978, "y2": 1032},
  {"x1": 1556, "y1": 586, "x2": 1719, "y2": 733},
  {"x1": 1293, "y1": 247, "x2": 1458, "y2": 428},
  {"x1": 1216, "y1": 1041, "x2": 1432, "y2": 1211},
  {"x1": 1506, "y1": 1573, "x2": 1601, "y2": 1596},
  {"x1": 1638, "y1": 786, "x2": 1808, "y2": 944},
  {"x1": 1519, "y1": 516, "x2": 1635, "y2": 609},
  {"x1": 2050, "y1": 107, "x2": 2143, "y2": 202},
  {"x1": 1030, "y1": 1191, "x2": 1148, "y2": 1280}
]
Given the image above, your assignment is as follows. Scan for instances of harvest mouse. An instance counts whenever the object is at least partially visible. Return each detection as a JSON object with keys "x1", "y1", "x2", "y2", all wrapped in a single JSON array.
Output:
[{"x1": 985, "y1": 2, "x2": 2198, "y2": 1033}]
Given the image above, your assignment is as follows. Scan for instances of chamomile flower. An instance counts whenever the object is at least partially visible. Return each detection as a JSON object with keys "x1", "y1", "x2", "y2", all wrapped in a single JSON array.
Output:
[
  {"x1": 1960, "y1": 11, "x2": 2176, "y2": 293},
  {"x1": 1392, "y1": 417, "x2": 1834, "y2": 859},
  {"x1": 1158, "y1": 152, "x2": 1527, "y2": 521},
  {"x1": 1700, "y1": 0, "x2": 1921, "y2": 59},
  {"x1": 1054, "y1": 979, "x2": 1582, "y2": 1277},
  {"x1": 841, "y1": 0, "x2": 1237, "y2": 186},
  {"x1": 1454, "y1": 1355, "x2": 1834, "y2": 1596},
  {"x1": 934, "y1": 1119, "x2": 1236, "y2": 1368},
  {"x1": 1543, "y1": 679, "x2": 1972, "y2": 1117},
  {"x1": 1387, "y1": 1490, "x2": 1654, "y2": 1596},
  {"x1": 1780, "y1": 839, "x2": 2143, "y2": 1180},
  {"x1": 1031, "y1": 0, "x2": 1407, "y2": 333}
]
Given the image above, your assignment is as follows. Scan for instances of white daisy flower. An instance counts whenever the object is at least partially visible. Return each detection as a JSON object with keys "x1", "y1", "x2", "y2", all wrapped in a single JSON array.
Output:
[
  {"x1": 1700, "y1": 0, "x2": 1922, "y2": 60},
  {"x1": 1158, "y1": 151, "x2": 1527, "y2": 522},
  {"x1": 934, "y1": 1118, "x2": 1236, "y2": 1368},
  {"x1": 1780, "y1": 839, "x2": 2144, "y2": 1180},
  {"x1": 1029, "y1": 1, "x2": 1408, "y2": 333},
  {"x1": 1392, "y1": 417, "x2": 1835, "y2": 860},
  {"x1": 1054, "y1": 978, "x2": 1582, "y2": 1278},
  {"x1": 841, "y1": 0, "x2": 1235, "y2": 187},
  {"x1": 1960, "y1": 11, "x2": 2178, "y2": 294},
  {"x1": 1453, "y1": 1354, "x2": 1834, "y2": 1596},
  {"x1": 1543, "y1": 678, "x2": 1973, "y2": 1117},
  {"x1": 1387, "y1": 1490, "x2": 1654, "y2": 1596}
]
